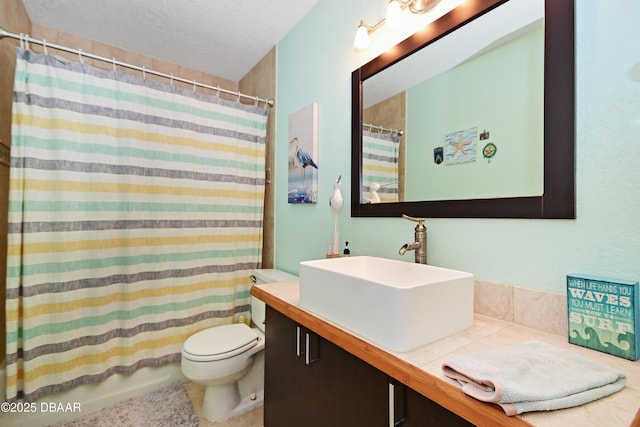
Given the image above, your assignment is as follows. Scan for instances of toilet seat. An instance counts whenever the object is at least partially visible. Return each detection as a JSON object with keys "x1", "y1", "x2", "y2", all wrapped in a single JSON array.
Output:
[{"x1": 183, "y1": 323, "x2": 259, "y2": 362}]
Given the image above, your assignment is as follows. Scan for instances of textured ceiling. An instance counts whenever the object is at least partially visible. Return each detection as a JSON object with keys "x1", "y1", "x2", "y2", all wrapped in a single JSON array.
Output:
[{"x1": 21, "y1": 0, "x2": 320, "y2": 81}]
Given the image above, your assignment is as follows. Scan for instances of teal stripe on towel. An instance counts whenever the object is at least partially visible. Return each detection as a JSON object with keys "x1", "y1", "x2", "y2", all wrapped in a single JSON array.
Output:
[{"x1": 363, "y1": 140, "x2": 397, "y2": 154}]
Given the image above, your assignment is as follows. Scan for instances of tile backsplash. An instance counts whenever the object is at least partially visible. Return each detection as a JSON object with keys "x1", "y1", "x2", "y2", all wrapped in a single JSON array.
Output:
[{"x1": 474, "y1": 280, "x2": 567, "y2": 336}]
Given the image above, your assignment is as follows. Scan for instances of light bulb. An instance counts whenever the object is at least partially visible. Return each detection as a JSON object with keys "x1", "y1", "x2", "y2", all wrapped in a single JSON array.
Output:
[
  {"x1": 353, "y1": 23, "x2": 370, "y2": 49},
  {"x1": 385, "y1": 0, "x2": 403, "y2": 28}
]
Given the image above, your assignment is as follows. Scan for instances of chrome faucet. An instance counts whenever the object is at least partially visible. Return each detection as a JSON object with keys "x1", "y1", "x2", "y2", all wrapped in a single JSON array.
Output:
[{"x1": 399, "y1": 214, "x2": 427, "y2": 264}]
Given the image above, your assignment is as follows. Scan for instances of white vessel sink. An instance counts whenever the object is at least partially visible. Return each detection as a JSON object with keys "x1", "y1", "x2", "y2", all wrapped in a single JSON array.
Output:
[{"x1": 299, "y1": 256, "x2": 474, "y2": 352}]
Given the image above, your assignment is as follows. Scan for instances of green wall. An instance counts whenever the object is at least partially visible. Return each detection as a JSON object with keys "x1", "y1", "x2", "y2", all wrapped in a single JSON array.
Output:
[{"x1": 274, "y1": 0, "x2": 640, "y2": 293}]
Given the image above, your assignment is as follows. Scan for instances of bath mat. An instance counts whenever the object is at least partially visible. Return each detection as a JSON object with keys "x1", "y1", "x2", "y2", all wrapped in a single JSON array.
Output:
[{"x1": 51, "y1": 382, "x2": 198, "y2": 427}]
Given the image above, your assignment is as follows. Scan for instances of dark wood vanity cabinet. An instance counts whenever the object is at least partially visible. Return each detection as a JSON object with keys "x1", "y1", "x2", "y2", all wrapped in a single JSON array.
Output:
[
  {"x1": 264, "y1": 306, "x2": 387, "y2": 426},
  {"x1": 264, "y1": 306, "x2": 473, "y2": 427}
]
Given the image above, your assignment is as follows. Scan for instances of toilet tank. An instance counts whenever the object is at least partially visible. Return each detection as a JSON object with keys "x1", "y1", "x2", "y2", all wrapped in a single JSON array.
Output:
[{"x1": 250, "y1": 269, "x2": 297, "y2": 332}]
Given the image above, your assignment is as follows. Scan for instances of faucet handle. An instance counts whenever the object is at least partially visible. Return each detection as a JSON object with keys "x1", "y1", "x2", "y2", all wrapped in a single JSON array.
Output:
[{"x1": 402, "y1": 214, "x2": 425, "y2": 224}]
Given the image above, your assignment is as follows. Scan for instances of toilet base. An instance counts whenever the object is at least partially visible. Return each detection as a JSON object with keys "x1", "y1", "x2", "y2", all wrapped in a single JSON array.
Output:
[
  {"x1": 202, "y1": 382, "x2": 238, "y2": 422},
  {"x1": 200, "y1": 351, "x2": 265, "y2": 422},
  {"x1": 201, "y1": 383, "x2": 264, "y2": 423}
]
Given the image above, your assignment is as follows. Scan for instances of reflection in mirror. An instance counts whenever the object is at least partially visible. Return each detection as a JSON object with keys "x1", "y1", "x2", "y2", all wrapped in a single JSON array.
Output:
[
  {"x1": 363, "y1": 2, "x2": 544, "y2": 203},
  {"x1": 351, "y1": 0, "x2": 575, "y2": 218},
  {"x1": 362, "y1": 123, "x2": 404, "y2": 204},
  {"x1": 362, "y1": 96, "x2": 406, "y2": 204}
]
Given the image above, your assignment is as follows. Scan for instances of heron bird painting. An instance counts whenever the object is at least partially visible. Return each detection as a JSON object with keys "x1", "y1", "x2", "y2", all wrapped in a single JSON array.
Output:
[
  {"x1": 288, "y1": 104, "x2": 319, "y2": 203},
  {"x1": 290, "y1": 137, "x2": 318, "y2": 183}
]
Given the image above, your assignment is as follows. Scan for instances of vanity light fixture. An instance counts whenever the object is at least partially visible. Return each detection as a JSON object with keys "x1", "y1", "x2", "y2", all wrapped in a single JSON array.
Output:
[
  {"x1": 353, "y1": 21, "x2": 377, "y2": 49},
  {"x1": 385, "y1": 1, "x2": 404, "y2": 27},
  {"x1": 354, "y1": 0, "x2": 441, "y2": 49}
]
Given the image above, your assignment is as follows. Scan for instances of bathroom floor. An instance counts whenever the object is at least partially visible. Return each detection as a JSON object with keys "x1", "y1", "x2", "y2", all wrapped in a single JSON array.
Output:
[{"x1": 184, "y1": 382, "x2": 264, "y2": 427}]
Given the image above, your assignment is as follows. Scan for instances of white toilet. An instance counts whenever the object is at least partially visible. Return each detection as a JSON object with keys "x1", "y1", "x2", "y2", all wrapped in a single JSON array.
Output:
[{"x1": 181, "y1": 269, "x2": 296, "y2": 422}]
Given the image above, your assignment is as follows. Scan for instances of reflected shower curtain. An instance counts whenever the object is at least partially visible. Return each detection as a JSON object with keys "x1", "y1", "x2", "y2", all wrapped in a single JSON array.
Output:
[
  {"x1": 362, "y1": 130, "x2": 400, "y2": 203},
  {"x1": 6, "y1": 48, "x2": 267, "y2": 401}
]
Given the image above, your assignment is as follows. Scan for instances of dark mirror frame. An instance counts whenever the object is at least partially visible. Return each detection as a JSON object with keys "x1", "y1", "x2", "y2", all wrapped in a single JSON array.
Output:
[{"x1": 351, "y1": 0, "x2": 574, "y2": 219}]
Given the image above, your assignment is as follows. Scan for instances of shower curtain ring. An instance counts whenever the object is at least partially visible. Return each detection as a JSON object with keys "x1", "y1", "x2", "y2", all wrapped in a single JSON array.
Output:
[
  {"x1": 193, "y1": 80, "x2": 197, "y2": 92},
  {"x1": 78, "y1": 49, "x2": 84, "y2": 64},
  {"x1": 43, "y1": 39, "x2": 48, "y2": 55},
  {"x1": 254, "y1": 96, "x2": 259, "y2": 107},
  {"x1": 142, "y1": 66, "x2": 146, "y2": 79},
  {"x1": 112, "y1": 58, "x2": 116, "y2": 73},
  {"x1": 170, "y1": 74, "x2": 174, "y2": 86}
]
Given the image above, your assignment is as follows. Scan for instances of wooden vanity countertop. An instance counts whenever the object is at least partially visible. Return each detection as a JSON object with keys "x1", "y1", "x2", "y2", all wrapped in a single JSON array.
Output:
[{"x1": 251, "y1": 280, "x2": 640, "y2": 427}]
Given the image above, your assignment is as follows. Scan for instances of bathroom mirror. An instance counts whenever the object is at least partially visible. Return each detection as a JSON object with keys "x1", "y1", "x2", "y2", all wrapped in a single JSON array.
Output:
[{"x1": 351, "y1": 0, "x2": 575, "y2": 218}]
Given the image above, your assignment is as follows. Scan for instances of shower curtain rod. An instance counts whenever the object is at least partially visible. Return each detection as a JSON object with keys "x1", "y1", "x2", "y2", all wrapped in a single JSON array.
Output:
[
  {"x1": 0, "y1": 27, "x2": 274, "y2": 107},
  {"x1": 363, "y1": 122, "x2": 404, "y2": 136}
]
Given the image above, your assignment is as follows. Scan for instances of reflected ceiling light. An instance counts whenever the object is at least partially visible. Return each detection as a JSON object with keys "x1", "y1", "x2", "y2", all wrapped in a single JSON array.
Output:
[{"x1": 354, "y1": 0, "x2": 441, "y2": 49}]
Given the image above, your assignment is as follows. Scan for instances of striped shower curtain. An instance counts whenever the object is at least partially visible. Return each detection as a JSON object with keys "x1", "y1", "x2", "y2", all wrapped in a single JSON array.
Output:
[
  {"x1": 362, "y1": 130, "x2": 400, "y2": 203},
  {"x1": 6, "y1": 48, "x2": 268, "y2": 401}
]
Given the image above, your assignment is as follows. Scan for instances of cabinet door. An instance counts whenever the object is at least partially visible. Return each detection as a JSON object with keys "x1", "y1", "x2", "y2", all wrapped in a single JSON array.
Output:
[
  {"x1": 319, "y1": 331, "x2": 388, "y2": 426},
  {"x1": 264, "y1": 306, "x2": 315, "y2": 426},
  {"x1": 401, "y1": 384, "x2": 474, "y2": 427},
  {"x1": 264, "y1": 307, "x2": 388, "y2": 427}
]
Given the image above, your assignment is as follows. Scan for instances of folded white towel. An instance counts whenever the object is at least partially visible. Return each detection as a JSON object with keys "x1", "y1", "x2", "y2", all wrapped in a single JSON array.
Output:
[{"x1": 442, "y1": 340, "x2": 626, "y2": 416}]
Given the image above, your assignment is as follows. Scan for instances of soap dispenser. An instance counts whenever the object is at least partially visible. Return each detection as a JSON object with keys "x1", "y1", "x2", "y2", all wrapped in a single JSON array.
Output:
[{"x1": 343, "y1": 241, "x2": 350, "y2": 256}]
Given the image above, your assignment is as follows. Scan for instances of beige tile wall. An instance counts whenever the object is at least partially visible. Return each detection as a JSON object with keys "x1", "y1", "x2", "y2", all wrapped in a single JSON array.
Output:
[
  {"x1": 239, "y1": 48, "x2": 276, "y2": 268},
  {"x1": 475, "y1": 279, "x2": 568, "y2": 336}
]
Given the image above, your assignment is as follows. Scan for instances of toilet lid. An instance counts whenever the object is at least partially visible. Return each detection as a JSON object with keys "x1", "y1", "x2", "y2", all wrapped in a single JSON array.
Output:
[{"x1": 183, "y1": 323, "x2": 259, "y2": 361}]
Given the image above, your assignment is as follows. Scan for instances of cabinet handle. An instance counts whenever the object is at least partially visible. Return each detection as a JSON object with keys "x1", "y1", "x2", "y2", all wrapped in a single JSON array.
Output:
[
  {"x1": 305, "y1": 332, "x2": 319, "y2": 365},
  {"x1": 388, "y1": 381, "x2": 406, "y2": 426},
  {"x1": 296, "y1": 326, "x2": 304, "y2": 357},
  {"x1": 296, "y1": 326, "x2": 319, "y2": 364}
]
